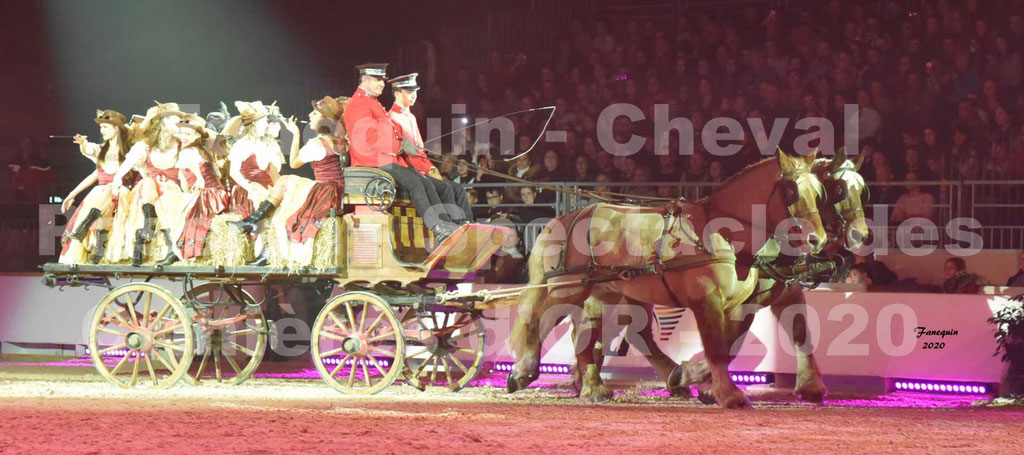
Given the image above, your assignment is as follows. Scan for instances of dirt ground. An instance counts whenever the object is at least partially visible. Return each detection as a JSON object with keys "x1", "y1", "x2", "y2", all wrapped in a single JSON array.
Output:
[{"x1": 0, "y1": 356, "x2": 1021, "y2": 454}]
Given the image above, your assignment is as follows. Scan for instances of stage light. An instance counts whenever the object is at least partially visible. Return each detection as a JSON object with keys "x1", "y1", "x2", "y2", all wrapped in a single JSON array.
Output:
[
  {"x1": 890, "y1": 378, "x2": 993, "y2": 396},
  {"x1": 729, "y1": 372, "x2": 774, "y2": 385},
  {"x1": 490, "y1": 362, "x2": 570, "y2": 375}
]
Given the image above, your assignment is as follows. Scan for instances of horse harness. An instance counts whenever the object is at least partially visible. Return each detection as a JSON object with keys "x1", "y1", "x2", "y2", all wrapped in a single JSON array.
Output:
[{"x1": 542, "y1": 201, "x2": 737, "y2": 308}]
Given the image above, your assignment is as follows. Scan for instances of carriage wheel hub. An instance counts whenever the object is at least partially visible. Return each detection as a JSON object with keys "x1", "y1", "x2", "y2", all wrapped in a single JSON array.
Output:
[
  {"x1": 125, "y1": 330, "x2": 152, "y2": 351},
  {"x1": 342, "y1": 337, "x2": 364, "y2": 355}
]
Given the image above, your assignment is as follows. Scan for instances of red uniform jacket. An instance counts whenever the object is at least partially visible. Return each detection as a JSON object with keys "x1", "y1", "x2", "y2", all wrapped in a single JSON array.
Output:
[
  {"x1": 388, "y1": 104, "x2": 437, "y2": 176},
  {"x1": 343, "y1": 88, "x2": 404, "y2": 167}
]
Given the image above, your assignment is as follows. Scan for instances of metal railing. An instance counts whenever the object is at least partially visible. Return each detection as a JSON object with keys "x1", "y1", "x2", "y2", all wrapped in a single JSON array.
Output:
[{"x1": 464, "y1": 179, "x2": 1024, "y2": 252}]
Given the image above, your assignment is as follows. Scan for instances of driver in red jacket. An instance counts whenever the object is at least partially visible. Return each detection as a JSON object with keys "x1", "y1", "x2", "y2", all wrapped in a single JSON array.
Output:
[{"x1": 343, "y1": 63, "x2": 461, "y2": 242}]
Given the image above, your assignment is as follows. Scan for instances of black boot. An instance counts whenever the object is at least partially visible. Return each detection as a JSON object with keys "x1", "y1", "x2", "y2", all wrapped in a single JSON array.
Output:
[
  {"x1": 89, "y1": 230, "x2": 108, "y2": 264},
  {"x1": 138, "y1": 203, "x2": 158, "y2": 241},
  {"x1": 155, "y1": 229, "x2": 178, "y2": 267},
  {"x1": 131, "y1": 231, "x2": 146, "y2": 267},
  {"x1": 228, "y1": 201, "x2": 276, "y2": 234},
  {"x1": 430, "y1": 221, "x2": 460, "y2": 245},
  {"x1": 246, "y1": 245, "x2": 271, "y2": 267},
  {"x1": 70, "y1": 208, "x2": 102, "y2": 242}
]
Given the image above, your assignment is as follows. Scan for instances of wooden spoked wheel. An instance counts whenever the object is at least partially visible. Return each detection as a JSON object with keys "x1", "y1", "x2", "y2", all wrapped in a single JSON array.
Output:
[
  {"x1": 87, "y1": 283, "x2": 195, "y2": 389},
  {"x1": 401, "y1": 310, "x2": 486, "y2": 392},
  {"x1": 311, "y1": 291, "x2": 405, "y2": 395},
  {"x1": 184, "y1": 283, "x2": 268, "y2": 386}
]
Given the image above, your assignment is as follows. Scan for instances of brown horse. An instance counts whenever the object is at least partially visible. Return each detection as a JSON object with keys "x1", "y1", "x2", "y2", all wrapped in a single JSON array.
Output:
[
  {"x1": 564, "y1": 149, "x2": 870, "y2": 403},
  {"x1": 508, "y1": 152, "x2": 827, "y2": 408},
  {"x1": 665, "y1": 149, "x2": 871, "y2": 402}
]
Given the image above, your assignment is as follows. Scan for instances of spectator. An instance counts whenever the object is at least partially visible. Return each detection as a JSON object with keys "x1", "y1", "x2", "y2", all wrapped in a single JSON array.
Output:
[
  {"x1": 7, "y1": 135, "x2": 54, "y2": 203},
  {"x1": 891, "y1": 172, "x2": 937, "y2": 224},
  {"x1": 535, "y1": 149, "x2": 566, "y2": 182},
  {"x1": 1006, "y1": 250, "x2": 1024, "y2": 287},
  {"x1": 517, "y1": 186, "x2": 554, "y2": 223},
  {"x1": 845, "y1": 263, "x2": 873, "y2": 285},
  {"x1": 573, "y1": 155, "x2": 593, "y2": 182},
  {"x1": 480, "y1": 215, "x2": 527, "y2": 284},
  {"x1": 452, "y1": 159, "x2": 476, "y2": 184},
  {"x1": 941, "y1": 257, "x2": 986, "y2": 294},
  {"x1": 485, "y1": 188, "x2": 507, "y2": 219},
  {"x1": 853, "y1": 253, "x2": 898, "y2": 285}
]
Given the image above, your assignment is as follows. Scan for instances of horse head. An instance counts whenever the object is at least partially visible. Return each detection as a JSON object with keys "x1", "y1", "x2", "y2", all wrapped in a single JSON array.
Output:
[
  {"x1": 775, "y1": 149, "x2": 828, "y2": 255},
  {"x1": 813, "y1": 147, "x2": 870, "y2": 250}
]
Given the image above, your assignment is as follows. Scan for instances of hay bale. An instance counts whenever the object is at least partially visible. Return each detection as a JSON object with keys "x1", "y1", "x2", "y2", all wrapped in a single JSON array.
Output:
[
  {"x1": 195, "y1": 213, "x2": 253, "y2": 266},
  {"x1": 264, "y1": 217, "x2": 341, "y2": 273}
]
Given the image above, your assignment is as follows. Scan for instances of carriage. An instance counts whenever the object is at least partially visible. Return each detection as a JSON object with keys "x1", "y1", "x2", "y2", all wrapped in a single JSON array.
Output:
[{"x1": 41, "y1": 167, "x2": 517, "y2": 394}]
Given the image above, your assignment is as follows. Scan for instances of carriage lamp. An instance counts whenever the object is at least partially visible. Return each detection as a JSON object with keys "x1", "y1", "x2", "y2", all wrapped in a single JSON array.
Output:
[
  {"x1": 891, "y1": 379, "x2": 994, "y2": 395},
  {"x1": 491, "y1": 362, "x2": 572, "y2": 375}
]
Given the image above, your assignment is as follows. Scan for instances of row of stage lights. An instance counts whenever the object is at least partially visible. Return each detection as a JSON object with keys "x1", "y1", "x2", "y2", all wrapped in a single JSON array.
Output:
[
  {"x1": 321, "y1": 357, "x2": 392, "y2": 368},
  {"x1": 893, "y1": 380, "x2": 990, "y2": 395},
  {"x1": 82, "y1": 348, "x2": 996, "y2": 396}
]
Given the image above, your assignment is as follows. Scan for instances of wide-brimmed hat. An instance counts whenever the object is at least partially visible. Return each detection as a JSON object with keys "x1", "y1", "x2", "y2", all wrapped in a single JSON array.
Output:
[
  {"x1": 94, "y1": 109, "x2": 127, "y2": 128},
  {"x1": 311, "y1": 96, "x2": 344, "y2": 121},
  {"x1": 176, "y1": 113, "x2": 208, "y2": 132},
  {"x1": 139, "y1": 101, "x2": 184, "y2": 130}
]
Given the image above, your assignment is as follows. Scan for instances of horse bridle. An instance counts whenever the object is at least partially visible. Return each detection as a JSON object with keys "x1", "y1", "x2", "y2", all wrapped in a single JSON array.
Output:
[
  {"x1": 766, "y1": 168, "x2": 821, "y2": 227},
  {"x1": 822, "y1": 162, "x2": 868, "y2": 238}
]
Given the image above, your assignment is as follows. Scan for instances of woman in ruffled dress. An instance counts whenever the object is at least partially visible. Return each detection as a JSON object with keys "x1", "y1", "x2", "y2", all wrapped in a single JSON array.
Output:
[
  {"x1": 58, "y1": 110, "x2": 130, "y2": 264},
  {"x1": 110, "y1": 102, "x2": 187, "y2": 266},
  {"x1": 230, "y1": 96, "x2": 346, "y2": 267},
  {"x1": 167, "y1": 113, "x2": 230, "y2": 262}
]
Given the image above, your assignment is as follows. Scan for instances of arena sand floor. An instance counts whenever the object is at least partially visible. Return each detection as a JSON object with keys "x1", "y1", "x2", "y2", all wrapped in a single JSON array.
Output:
[{"x1": 0, "y1": 355, "x2": 1021, "y2": 454}]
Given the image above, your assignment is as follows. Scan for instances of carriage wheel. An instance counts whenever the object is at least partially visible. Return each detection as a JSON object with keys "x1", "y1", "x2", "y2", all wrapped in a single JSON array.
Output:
[
  {"x1": 311, "y1": 291, "x2": 405, "y2": 395},
  {"x1": 401, "y1": 310, "x2": 486, "y2": 392},
  {"x1": 184, "y1": 283, "x2": 268, "y2": 386},
  {"x1": 87, "y1": 283, "x2": 195, "y2": 389}
]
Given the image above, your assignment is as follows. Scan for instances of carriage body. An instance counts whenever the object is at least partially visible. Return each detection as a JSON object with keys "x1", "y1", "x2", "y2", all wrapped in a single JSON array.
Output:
[{"x1": 41, "y1": 167, "x2": 512, "y2": 394}]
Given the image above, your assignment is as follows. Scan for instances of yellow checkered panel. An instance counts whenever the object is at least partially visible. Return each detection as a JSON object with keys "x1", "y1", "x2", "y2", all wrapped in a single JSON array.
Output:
[{"x1": 388, "y1": 200, "x2": 432, "y2": 263}]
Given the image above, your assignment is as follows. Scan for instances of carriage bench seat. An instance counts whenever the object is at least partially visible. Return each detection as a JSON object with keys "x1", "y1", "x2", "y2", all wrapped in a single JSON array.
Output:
[
  {"x1": 342, "y1": 166, "x2": 412, "y2": 210},
  {"x1": 341, "y1": 166, "x2": 431, "y2": 262}
]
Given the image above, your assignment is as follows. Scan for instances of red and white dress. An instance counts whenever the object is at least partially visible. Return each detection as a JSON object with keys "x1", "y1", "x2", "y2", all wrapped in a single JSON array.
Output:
[
  {"x1": 172, "y1": 147, "x2": 229, "y2": 260},
  {"x1": 227, "y1": 138, "x2": 282, "y2": 217},
  {"x1": 107, "y1": 141, "x2": 184, "y2": 262},
  {"x1": 58, "y1": 141, "x2": 121, "y2": 264},
  {"x1": 269, "y1": 136, "x2": 346, "y2": 267}
]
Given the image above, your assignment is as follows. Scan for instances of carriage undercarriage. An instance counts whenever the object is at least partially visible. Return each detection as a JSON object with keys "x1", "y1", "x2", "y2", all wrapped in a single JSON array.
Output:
[{"x1": 41, "y1": 260, "x2": 501, "y2": 395}]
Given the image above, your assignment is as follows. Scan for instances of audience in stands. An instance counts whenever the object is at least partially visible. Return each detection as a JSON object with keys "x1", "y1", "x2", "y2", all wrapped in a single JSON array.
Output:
[
  {"x1": 1006, "y1": 250, "x2": 1024, "y2": 287},
  {"x1": 942, "y1": 257, "x2": 986, "y2": 294}
]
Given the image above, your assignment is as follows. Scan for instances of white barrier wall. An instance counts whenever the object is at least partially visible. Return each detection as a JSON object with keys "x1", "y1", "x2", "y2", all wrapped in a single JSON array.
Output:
[
  {"x1": 486, "y1": 288, "x2": 1017, "y2": 384},
  {"x1": 0, "y1": 275, "x2": 1016, "y2": 384}
]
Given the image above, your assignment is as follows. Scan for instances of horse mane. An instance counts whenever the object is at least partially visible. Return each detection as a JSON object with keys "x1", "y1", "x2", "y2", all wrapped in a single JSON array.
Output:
[{"x1": 696, "y1": 157, "x2": 776, "y2": 204}]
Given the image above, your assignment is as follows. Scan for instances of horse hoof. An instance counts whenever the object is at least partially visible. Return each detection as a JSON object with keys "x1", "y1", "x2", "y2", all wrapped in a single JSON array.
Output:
[
  {"x1": 696, "y1": 384, "x2": 717, "y2": 405},
  {"x1": 668, "y1": 386, "x2": 692, "y2": 398},
  {"x1": 668, "y1": 364, "x2": 685, "y2": 388},
  {"x1": 505, "y1": 373, "x2": 520, "y2": 393},
  {"x1": 796, "y1": 387, "x2": 827, "y2": 403}
]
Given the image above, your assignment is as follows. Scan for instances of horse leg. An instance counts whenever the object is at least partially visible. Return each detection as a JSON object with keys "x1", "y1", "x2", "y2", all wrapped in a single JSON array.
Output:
[
  {"x1": 685, "y1": 288, "x2": 750, "y2": 408},
  {"x1": 576, "y1": 295, "x2": 612, "y2": 402},
  {"x1": 772, "y1": 289, "x2": 827, "y2": 402},
  {"x1": 624, "y1": 298, "x2": 691, "y2": 397}
]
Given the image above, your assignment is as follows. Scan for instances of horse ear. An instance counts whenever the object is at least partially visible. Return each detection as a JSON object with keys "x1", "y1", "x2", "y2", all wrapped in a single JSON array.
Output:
[
  {"x1": 829, "y1": 146, "x2": 847, "y2": 171},
  {"x1": 778, "y1": 147, "x2": 800, "y2": 172},
  {"x1": 805, "y1": 148, "x2": 819, "y2": 165},
  {"x1": 853, "y1": 151, "x2": 867, "y2": 171}
]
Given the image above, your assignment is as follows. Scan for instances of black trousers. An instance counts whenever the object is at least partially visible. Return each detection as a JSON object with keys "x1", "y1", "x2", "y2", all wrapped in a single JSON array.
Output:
[
  {"x1": 380, "y1": 164, "x2": 461, "y2": 228},
  {"x1": 424, "y1": 178, "x2": 474, "y2": 222}
]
